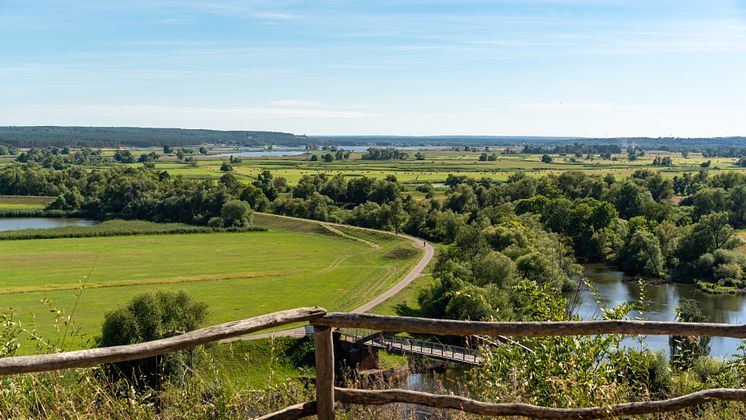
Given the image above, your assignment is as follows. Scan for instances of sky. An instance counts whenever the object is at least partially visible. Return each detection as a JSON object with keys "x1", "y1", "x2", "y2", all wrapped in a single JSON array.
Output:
[{"x1": 1, "y1": 0, "x2": 745, "y2": 137}]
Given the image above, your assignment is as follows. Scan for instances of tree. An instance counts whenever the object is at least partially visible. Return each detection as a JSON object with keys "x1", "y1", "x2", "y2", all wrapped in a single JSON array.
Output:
[
  {"x1": 220, "y1": 162, "x2": 233, "y2": 172},
  {"x1": 541, "y1": 154, "x2": 553, "y2": 164},
  {"x1": 677, "y1": 212, "x2": 741, "y2": 263},
  {"x1": 113, "y1": 150, "x2": 135, "y2": 163},
  {"x1": 688, "y1": 187, "x2": 730, "y2": 220},
  {"x1": 100, "y1": 290, "x2": 208, "y2": 387},
  {"x1": 310, "y1": 154, "x2": 319, "y2": 161},
  {"x1": 619, "y1": 228, "x2": 666, "y2": 278},
  {"x1": 253, "y1": 170, "x2": 278, "y2": 201},
  {"x1": 273, "y1": 176, "x2": 288, "y2": 190},
  {"x1": 199, "y1": 146, "x2": 208, "y2": 154},
  {"x1": 221, "y1": 199, "x2": 253, "y2": 227},
  {"x1": 163, "y1": 145, "x2": 173, "y2": 154},
  {"x1": 323, "y1": 153, "x2": 334, "y2": 162}
]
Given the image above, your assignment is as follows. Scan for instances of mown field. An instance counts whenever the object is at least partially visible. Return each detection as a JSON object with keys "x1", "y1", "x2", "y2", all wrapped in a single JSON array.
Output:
[{"x1": 0, "y1": 214, "x2": 421, "y2": 352}]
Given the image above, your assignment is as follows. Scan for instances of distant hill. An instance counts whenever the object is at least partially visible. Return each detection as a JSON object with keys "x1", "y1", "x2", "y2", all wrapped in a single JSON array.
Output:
[{"x1": 0, "y1": 126, "x2": 307, "y2": 148}]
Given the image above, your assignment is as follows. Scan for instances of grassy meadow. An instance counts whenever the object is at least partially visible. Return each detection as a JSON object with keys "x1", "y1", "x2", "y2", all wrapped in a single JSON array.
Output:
[
  {"x1": 133, "y1": 149, "x2": 746, "y2": 188},
  {"x1": 0, "y1": 214, "x2": 421, "y2": 352}
]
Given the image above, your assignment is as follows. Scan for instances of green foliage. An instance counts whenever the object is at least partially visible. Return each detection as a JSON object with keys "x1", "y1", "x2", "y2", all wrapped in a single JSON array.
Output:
[
  {"x1": 474, "y1": 285, "x2": 635, "y2": 408},
  {"x1": 100, "y1": 290, "x2": 208, "y2": 387},
  {"x1": 220, "y1": 200, "x2": 253, "y2": 227}
]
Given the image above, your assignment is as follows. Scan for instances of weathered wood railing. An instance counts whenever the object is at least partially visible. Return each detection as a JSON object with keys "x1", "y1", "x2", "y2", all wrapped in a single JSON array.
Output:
[{"x1": 3, "y1": 308, "x2": 746, "y2": 419}]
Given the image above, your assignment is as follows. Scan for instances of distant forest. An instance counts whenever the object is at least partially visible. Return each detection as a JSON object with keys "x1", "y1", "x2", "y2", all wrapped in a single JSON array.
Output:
[
  {"x1": 0, "y1": 126, "x2": 745, "y2": 150},
  {"x1": 0, "y1": 126, "x2": 305, "y2": 148}
]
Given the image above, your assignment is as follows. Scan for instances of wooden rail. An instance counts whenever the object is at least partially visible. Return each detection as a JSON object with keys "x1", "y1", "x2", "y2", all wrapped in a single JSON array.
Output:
[
  {"x1": 334, "y1": 388, "x2": 746, "y2": 419},
  {"x1": 0, "y1": 307, "x2": 325, "y2": 375},
  {"x1": 3, "y1": 308, "x2": 746, "y2": 419},
  {"x1": 313, "y1": 312, "x2": 746, "y2": 338}
]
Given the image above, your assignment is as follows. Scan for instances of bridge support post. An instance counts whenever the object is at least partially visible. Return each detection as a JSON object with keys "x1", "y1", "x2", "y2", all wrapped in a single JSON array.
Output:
[{"x1": 314, "y1": 326, "x2": 335, "y2": 419}]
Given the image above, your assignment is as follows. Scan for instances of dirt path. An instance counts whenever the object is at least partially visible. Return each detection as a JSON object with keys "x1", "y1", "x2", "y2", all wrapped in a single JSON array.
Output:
[{"x1": 223, "y1": 213, "x2": 435, "y2": 341}]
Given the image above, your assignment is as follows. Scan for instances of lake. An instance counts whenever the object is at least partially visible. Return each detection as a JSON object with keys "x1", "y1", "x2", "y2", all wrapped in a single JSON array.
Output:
[
  {"x1": 0, "y1": 217, "x2": 100, "y2": 232},
  {"x1": 570, "y1": 264, "x2": 746, "y2": 358}
]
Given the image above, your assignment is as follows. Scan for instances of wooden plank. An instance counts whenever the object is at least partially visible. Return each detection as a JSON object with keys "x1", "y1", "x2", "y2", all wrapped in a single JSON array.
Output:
[
  {"x1": 313, "y1": 313, "x2": 746, "y2": 338},
  {"x1": 256, "y1": 401, "x2": 317, "y2": 420},
  {"x1": 0, "y1": 307, "x2": 326, "y2": 376},
  {"x1": 314, "y1": 326, "x2": 335, "y2": 420},
  {"x1": 335, "y1": 387, "x2": 746, "y2": 419}
]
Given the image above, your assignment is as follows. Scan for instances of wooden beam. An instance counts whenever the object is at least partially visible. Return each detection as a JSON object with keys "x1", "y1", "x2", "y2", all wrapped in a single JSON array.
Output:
[
  {"x1": 313, "y1": 313, "x2": 746, "y2": 338},
  {"x1": 314, "y1": 326, "x2": 336, "y2": 420},
  {"x1": 0, "y1": 307, "x2": 326, "y2": 376},
  {"x1": 256, "y1": 401, "x2": 317, "y2": 420},
  {"x1": 335, "y1": 387, "x2": 746, "y2": 419}
]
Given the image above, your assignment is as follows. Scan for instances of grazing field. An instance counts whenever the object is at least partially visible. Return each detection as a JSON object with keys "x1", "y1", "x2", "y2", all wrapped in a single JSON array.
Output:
[{"x1": 0, "y1": 214, "x2": 421, "y2": 353}]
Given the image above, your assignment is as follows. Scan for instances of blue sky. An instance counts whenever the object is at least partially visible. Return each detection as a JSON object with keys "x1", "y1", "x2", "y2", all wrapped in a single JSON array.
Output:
[{"x1": 1, "y1": 0, "x2": 745, "y2": 137}]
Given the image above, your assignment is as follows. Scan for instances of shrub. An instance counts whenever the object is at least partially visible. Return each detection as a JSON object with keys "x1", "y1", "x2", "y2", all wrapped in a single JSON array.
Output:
[
  {"x1": 221, "y1": 200, "x2": 253, "y2": 227},
  {"x1": 100, "y1": 290, "x2": 208, "y2": 388}
]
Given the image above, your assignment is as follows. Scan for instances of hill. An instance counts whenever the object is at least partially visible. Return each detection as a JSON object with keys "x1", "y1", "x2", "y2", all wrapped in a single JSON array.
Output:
[{"x1": 0, "y1": 126, "x2": 306, "y2": 148}]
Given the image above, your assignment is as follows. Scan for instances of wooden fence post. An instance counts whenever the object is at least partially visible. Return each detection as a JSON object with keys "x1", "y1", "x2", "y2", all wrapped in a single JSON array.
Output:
[{"x1": 314, "y1": 326, "x2": 335, "y2": 420}]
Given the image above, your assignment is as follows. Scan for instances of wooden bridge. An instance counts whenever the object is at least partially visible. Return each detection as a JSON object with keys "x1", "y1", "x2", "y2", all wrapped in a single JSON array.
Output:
[
  {"x1": 338, "y1": 330, "x2": 482, "y2": 365},
  {"x1": 4, "y1": 308, "x2": 746, "y2": 419}
]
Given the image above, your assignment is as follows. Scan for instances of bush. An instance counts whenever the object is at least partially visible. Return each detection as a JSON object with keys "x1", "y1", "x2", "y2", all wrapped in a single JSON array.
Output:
[
  {"x1": 100, "y1": 290, "x2": 208, "y2": 388},
  {"x1": 221, "y1": 200, "x2": 253, "y2": 227}
]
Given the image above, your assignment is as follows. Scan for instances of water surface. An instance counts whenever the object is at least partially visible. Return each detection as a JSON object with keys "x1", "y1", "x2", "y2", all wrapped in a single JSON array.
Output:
[
  {"x1": 0, "y1": 217, "x2": 99, "y2": 232},
  {"x1": 570, "y1": 264, "x2": 746, "y2": 358}
]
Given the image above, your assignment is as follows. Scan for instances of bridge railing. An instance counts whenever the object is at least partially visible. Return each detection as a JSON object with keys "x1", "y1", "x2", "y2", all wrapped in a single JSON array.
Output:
[
  {"x1": 3, "y1": 308, "x2": 746, "y2": 419},
  {"x1": 337, "y1": 330, "x2": 481, "y2": 364}
]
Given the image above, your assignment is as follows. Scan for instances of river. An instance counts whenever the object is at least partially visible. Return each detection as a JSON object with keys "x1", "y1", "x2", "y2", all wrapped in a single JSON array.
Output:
[
  {"x1": 210, "y1": 145, "x2": 451, "y2": 158},
  {"x1": 570, "y1": 264, "x2": 746, "y2": 358},
  {"x1": 0, "y1": 217, "x2": 99, "y2": 232}
]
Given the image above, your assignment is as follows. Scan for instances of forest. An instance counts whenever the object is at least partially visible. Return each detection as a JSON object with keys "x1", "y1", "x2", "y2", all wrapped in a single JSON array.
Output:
[{"x1": 0, "y1": 126, "x2": 303, "y2": 148}]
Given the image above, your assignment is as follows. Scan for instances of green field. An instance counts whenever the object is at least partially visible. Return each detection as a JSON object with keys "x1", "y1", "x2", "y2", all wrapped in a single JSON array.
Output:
[
  {"x1": 2, "y1": 148, "x2": 743, "y2": 189},
  {"x1": 136, "y1": 150, "x2": 746, "y2": 187},
  {"x1": 0, "y1": 214, "x2": 421, "y2": 352}
]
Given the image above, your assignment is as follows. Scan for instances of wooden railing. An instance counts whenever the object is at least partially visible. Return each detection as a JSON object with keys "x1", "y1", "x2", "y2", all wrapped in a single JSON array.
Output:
[{"x1": 2, "y1": 307, "x2": 746, "y2": 419}]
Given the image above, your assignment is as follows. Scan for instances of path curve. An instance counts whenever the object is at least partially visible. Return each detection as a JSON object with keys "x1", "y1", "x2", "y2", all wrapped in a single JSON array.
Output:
[{"x1": 225, "y1": 213, "x2": 435, "y2": 341}]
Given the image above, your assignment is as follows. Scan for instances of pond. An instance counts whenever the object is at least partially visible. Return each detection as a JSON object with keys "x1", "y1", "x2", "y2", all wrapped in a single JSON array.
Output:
[
  {"x1": 0, "y1": 217, "x2": 100, "y2": 232},
  {"x1": 570, "y1": 264, "x2": 746, "y2": 358}
]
